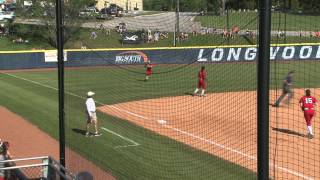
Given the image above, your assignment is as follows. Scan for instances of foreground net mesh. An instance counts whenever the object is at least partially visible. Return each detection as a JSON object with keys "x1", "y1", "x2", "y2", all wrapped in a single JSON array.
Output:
[
  {"x1": 2, "y1": 0, "x2": 318, "y2": 179},
  {"x1": 64, "y1": 1, "x2": 259, "y2": 179},
  {"x1": 269, "y1": 1, "x2": 320, "y2": 179}
]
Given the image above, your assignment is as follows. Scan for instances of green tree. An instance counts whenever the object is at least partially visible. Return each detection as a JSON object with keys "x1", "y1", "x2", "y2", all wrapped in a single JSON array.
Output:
[
  {"x1": 15, "y1": 0, "x2": 93, "y2": 47},
  {"x1": 298, "y1": 0, "x2": 320, "y2": 14}
]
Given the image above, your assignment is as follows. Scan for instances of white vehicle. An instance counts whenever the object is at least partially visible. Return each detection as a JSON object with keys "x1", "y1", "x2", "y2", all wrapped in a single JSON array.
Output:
[
  {"x1": 124, "y1": 35, "x2": 139, "y2": 41},
  {"x1": 0, "y1": 11, "x2": 15, "y2": 21},
  {"x1": 79, "y1": 7, "x2": 99, "y2": 17}
]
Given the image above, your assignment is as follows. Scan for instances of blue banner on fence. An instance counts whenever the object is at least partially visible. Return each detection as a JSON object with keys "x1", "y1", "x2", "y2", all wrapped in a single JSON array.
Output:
[
  {"x1": 1, "y1": 45, "x2": 320, "y2": 69},
  {"x1": 67, "y1": 45, "x2": 320, "y2": 66}
]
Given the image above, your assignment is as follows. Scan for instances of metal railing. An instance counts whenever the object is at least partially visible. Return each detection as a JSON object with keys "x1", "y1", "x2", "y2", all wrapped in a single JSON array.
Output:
[{"x1": 0, "y1": 156, "x2": 76, "y2": 180}]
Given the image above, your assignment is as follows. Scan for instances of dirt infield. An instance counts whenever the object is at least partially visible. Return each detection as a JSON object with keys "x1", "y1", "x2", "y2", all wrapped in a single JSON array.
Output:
[
  {"x1": 99, "y1": 89, "x2": 320, "y2": 180},
  {"x1": 0, "y1": 107, "x2": 115, "y2": 180}
]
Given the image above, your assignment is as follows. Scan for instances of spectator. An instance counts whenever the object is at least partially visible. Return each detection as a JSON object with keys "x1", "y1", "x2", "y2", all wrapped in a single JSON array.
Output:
[
  {"x1": 245, "y1": 29, "x2": 250, "y2": 36},
  {"x1": 179, "y1": 32, "x2": 188, "y2": 40},
  {"x1": 206, "y1": 28, "x2": 210, "y2": 34},
  {"x1": 81, "y1": 42, "x2": 87, "y2": 49},
  {"x1": 99, "y1": 24, "x2": 104, "y2": 31},
  {"x1": 105, "y1": 28, "x2": 111, "y2": 36},
  {"x1": 200, "y1": 28, "x2": 206, "y2": 35},
  {"x1": 192, "y1": 30, "x2": 197, "y2": 36},
  {"x1": 222, "y1": 27, "x2": 229, "y2": 39},
  {"x1": 231, "y1": 25, "x2": 239, "y2": 39},
  {"x1": 147, "y1": 29, "x2": 153, "y2": 43},
  {"x1": 0, "y1": 140, "x2": 12, "y2": 180},
  {"x1": 277, "y1": 30, "x2": 285, "y2": 38},
  {"x1": 299, "y1": 29, "x2": 302, "y2": 37},
  {"x1": 160, "y1": 32, "x2": 168, "y2": 39},
  {"x1": 0, "y1": 24, "x2": 5, "y2": 36},
  {"x1": 0, "y1": 152, "x2": 5, "y2": 180},
  {"x1": 179, "y1": 32, "x2": 185, "y2": 40},
  {"x1": 314, "y1": 31, "x2": 320, "y2": 38},
  {"x1": 154, "y1": 31, "x2": 159, "y2": 42},
  {"x1": 90, "y1": 31, "x2": 97, "y2": 39},
  {"x1": 13, "y1": 37, "x2": 26, "y2": 43}
]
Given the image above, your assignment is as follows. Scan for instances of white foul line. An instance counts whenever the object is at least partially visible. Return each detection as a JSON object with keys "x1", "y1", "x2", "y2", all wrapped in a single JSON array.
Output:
[
  {"x1": 2, "y1": 72, "x2": 139, "y2": 149},
  {"x1": 105, "y1": 105, "x2": 314, "y2": 180},
  {"x1": 3, "y1": 72, "x2": 314, "y2": 179},
  {"x1": 163, "y1": 124, "x2": 255, "y2": 160},
  {"x1": 101, "y1": 127, "x2": 140, "y2": 148}
]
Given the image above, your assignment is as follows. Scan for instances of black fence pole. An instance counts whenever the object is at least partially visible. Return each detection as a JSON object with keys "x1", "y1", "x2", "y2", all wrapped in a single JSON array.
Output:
[
  {"x1": 56, "y1": 0, "x2": 65, "y2": 168},
  {"x1": 258, "y1": 0, "x2": 271, "y2": 179},
  {"x1": 176, "y1": 0, "x2": 180, "y2": 45}
]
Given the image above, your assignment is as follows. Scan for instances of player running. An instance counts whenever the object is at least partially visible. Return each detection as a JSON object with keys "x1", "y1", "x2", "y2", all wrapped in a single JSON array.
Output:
[
  {"x1": 144, "y1": 60, "x2": 153, "y2": 81},
  {"x1": 274, "y1": 70, "x2": 294, "y2": 107},
  {"x1": 193, "y1": 66, "x2": 207, "y2": 97},
  {"x1": 299, "y1": 89, "x2": 317, "y2": 139}
]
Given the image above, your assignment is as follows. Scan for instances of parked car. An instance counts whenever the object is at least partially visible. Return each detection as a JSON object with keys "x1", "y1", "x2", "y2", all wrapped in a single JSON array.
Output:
[
  {"x1": 79, "y1": 7, "x2": 99, "y2": 17},
  {"x1": 109, "y1": 4, "x2": 123, "y2": 17},
  {"x1": 97, "y1": 8, "x2": 114, "y2": 20},
  {"x1": 0, "y1": 11, "x2": 15, "y2": 21}
]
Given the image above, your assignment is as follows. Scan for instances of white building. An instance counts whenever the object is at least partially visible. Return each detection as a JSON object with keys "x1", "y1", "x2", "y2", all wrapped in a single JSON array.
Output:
[{"x1": 95, "y1": 0, "x2": 143, "y2": 11}]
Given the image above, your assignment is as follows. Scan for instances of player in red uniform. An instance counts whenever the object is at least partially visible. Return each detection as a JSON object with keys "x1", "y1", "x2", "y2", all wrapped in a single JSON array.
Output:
[
  {"x1": 144, "y1": 60, "x2": 152, "y2": 81},
  {"x1": 299, "y1": 89, "x2": 317, "y2": 139},
  {"x1": 193, "y1": 66, "x2": 207, "y2": 97}
]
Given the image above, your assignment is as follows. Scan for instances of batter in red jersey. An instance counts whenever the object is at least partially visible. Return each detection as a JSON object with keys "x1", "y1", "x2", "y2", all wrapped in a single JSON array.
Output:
[
  {"x1": 193, "y1": 66, "x2": 207, "y2": 97},
  {"x1": 144, "y1": 60, "x2": 152, "y2": 81},
  {"x1": 299, "y1": 89, "x2": 317, "y2": 139}
]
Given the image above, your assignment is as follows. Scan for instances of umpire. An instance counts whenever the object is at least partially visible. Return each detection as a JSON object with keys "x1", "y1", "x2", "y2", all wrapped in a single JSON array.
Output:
[{"x1": 274, "y1": 70, "x2": 295, "y2": 107}]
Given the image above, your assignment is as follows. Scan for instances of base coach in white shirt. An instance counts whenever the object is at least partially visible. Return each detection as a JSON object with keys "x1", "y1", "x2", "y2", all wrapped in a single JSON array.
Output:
[{"x1": 85, "y1": 91, "x2": 101, "y2": 137}]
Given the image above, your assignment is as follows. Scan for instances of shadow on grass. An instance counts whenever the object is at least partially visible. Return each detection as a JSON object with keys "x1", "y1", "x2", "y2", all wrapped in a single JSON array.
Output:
[
  {"x1": 184, "y1": 92, "x2": 194, "y2": 96},
  {"x1": 272, "y1": 127, "x2": 306, "y2": 137},
  {"x1": 72, "y1": 128, "x2": 87, "y2": 135}
]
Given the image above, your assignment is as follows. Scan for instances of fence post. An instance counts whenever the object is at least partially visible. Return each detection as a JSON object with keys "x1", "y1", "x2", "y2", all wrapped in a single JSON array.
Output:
[{"x1": 257, "y1": 0, "x2": 271, "y2": 179}]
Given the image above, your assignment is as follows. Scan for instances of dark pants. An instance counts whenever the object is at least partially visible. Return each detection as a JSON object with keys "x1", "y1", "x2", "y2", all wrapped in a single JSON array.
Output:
[{"x1": 275, "y1": 88, "x2": 293, "y2": 106}]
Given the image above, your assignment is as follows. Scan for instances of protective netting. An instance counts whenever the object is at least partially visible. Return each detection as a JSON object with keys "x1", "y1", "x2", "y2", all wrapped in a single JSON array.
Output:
[
  {"x1": 0, "y1": 0, "x2": 319, "y2": 179},
  {"x1": 64, "y1": 1, "x2": 259, "y2": 179},
  {"x1": 269, "y1": 0, "x2": 320, "y2": 179}
]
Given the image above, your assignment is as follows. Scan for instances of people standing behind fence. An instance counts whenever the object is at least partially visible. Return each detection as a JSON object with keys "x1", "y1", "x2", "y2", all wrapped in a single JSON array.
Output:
[
  {"x1": 231, "y1": 25, "x2": 239, "y2": 39},
  {"x1": 147, "y1": 28, "x2": 153, "y2": 43},
  {"x1": 277, "y1": 30, "x2": 285, "y2": 38},
  {"x1": 0, "y1": 148, "x2": 5, "y2": 180},
  {"x1": 81, "y1": 42, "x2": 87, "y2": 49},
  {"x1": 154, "y1": 30, "x2": 160, "y2": 42},
  {"x1": 179, "y1": 32, "x2": 188, "y2": 41},
  {"x1": 90, "y1": 31, "x2": 97, "y2": 39},
  {"x1": 0, "y1": 24, "x2": 5, "y2": 37},
  {"x1": 0, "y1": 140, "x2": 13, "y2": 180},
  {"x1": 222, "y1": 27, "x2": 230, "y2": 39},
  {"x1": 312, "y1": 31, "x2": 320, "y2": 38},
  {"x1": 160, "y1": 32, "x2": 168, "y2": 39}
]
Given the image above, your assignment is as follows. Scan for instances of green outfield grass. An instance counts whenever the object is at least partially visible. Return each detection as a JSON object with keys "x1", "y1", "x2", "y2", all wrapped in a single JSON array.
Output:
[
  {"x1": 195, "y1": 12, "x2": 320, "y2": 31},
  {"x1": 1, "y1": 61, "x2": 320, "y2": 179}
]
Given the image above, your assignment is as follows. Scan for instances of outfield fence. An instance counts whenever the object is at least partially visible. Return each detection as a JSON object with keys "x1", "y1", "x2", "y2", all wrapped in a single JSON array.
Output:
[{"x1": 0, "y1": 44, "x2": 320, "y2": 70}]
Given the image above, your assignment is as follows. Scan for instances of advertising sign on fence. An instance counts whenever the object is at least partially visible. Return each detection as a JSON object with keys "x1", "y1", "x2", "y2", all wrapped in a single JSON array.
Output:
[{"x1": 1, "y1": 44, "x2": 320, "y2": 69}]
